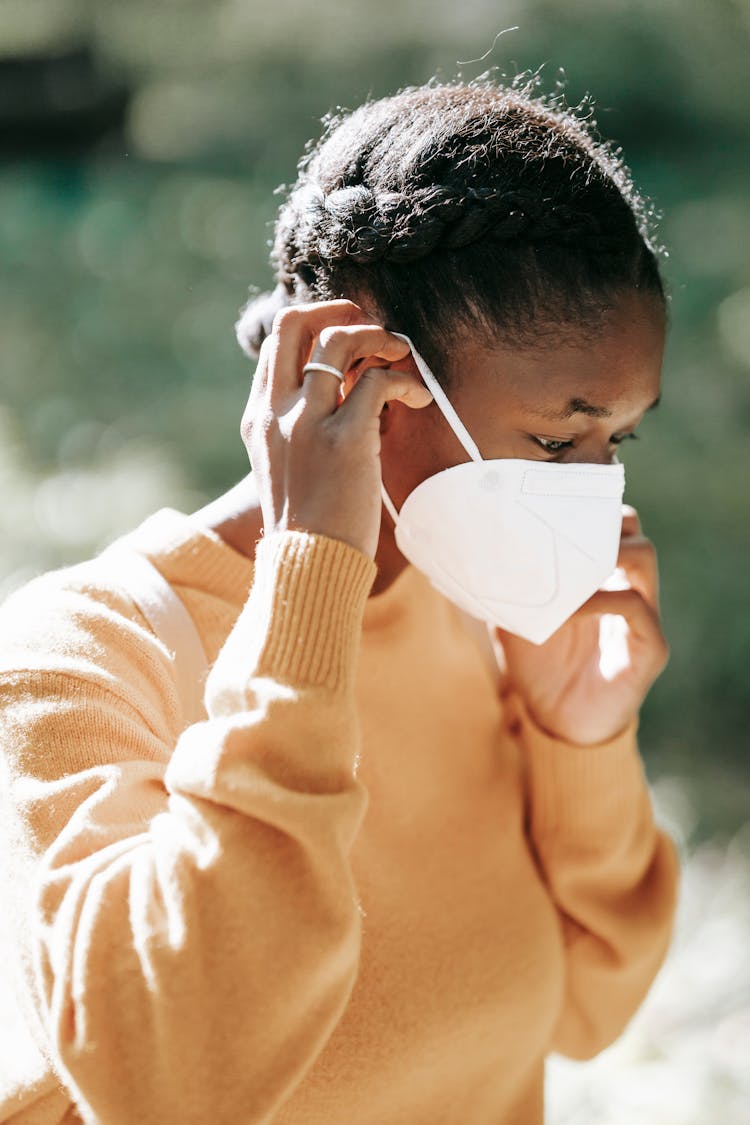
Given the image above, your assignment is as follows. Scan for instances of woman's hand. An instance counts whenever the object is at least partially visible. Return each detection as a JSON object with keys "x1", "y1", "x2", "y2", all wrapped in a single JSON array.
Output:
[
  {"x1": 241, "y1": 299, "x2": 432, "y2": 559},
  {"x1": 495, "y1": 507, "x2": 669, "y2": 746}
]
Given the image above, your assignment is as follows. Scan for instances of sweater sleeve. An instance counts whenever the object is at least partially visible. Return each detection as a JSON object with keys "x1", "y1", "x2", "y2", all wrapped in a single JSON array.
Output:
[
  {"x1": 0, "y1": 530, "x2": 376, "y2": 1125},
  {"x1": 507, "y1": 691, "x2": 680, "y2": 1060}
]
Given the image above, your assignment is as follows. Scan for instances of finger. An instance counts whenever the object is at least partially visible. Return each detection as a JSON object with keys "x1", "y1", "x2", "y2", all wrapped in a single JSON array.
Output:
[
  {"x1": 303, "y1": 324, "x2": 415, "y2": 415},
  {"x1": 300, "y1": 364, "x2": 347, "y2": 415},
  {"x1": 248, "y1": 333, "x2": 272, "y2": 404},
  {"x1": 266, "y1": 300, "x2": 381, "y2": 405},
  {"x1": 312, "y1": 323, "x2": 414, "y2": 369},
  {"x1": 240, "y1": 335, "x2": 273, "y2": 448},
  {"x1": 620, "y1": 504, "x2": 642, "y2": 538},
  {"x1": 336, "y1": 365, "x2": 433, "y2": 430},
  {"x1": 575, "y1": 588, "x2": 667, "y2": 657},
  {"x1": 615, "y1": 535, "x2": 660, "y2": 611}
]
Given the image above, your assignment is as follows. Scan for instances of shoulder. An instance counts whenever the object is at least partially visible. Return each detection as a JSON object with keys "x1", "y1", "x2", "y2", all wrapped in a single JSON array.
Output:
[{"x1": 0, "y1": 551, "x2": 183, "y2": 742}]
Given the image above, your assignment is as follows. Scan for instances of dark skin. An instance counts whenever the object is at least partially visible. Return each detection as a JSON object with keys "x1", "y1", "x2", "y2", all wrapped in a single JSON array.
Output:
[{"x1": 193, "y1": 291, "x2": 668, "y2": 745}]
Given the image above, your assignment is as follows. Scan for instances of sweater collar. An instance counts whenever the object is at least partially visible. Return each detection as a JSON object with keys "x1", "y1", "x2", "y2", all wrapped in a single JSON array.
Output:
[{"x1": 124, "y1": 506, "x2": 429, "y2": 632}]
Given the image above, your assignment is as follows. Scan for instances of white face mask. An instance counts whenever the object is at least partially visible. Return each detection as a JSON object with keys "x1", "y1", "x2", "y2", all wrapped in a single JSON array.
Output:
[{"x1": 381, "y1": 333, "x2": 625, "y2": 645}]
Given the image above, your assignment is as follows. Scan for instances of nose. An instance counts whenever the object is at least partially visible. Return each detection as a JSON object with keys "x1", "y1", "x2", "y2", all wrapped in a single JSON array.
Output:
[{"x1": 564, "y1": 447, "x2": 617, "y2": 467}]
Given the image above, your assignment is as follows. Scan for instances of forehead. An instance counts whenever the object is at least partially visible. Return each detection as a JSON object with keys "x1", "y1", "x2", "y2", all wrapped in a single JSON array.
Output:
[{"x1": 450, "y1": 294, "x2": 666, "y2": 420}]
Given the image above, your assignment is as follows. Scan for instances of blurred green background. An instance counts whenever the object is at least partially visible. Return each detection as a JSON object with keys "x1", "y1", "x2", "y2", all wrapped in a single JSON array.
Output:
[{"x1": 0, "y1": 2, "x2": 749, "y2": 1115}]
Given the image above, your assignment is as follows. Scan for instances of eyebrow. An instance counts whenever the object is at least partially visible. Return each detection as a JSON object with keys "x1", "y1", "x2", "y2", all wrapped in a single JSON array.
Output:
[{"x1": 533, "y1": 393, "x2": 662, "y2": 421}]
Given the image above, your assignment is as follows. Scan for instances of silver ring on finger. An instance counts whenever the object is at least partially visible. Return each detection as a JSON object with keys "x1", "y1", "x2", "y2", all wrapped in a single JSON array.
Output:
[{"x1": 302, "y1": 362, "x2": 345, "y2": 384}]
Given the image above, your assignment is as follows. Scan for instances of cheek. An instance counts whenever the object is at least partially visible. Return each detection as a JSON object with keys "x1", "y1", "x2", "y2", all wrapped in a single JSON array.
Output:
[{"x1": 381, "y1": 402, "x2": 457, "y2": 499}]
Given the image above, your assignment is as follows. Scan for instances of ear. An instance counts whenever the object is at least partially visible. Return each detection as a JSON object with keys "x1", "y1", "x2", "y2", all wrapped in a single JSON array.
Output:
[{"x1": 385, "y1": 350, "x2": 422, "y2": 381}]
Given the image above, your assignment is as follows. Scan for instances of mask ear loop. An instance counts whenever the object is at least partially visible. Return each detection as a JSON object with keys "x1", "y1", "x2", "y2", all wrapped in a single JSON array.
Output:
[
  {"x1": 380, "y1": 480, "x2": 401, "y2": 525},
  {"x1": 381, "y1": 333, "x2": 484, "y2": 524},
  {"x1": 391, "y1": 333, "x2": 484, "y2": 462}
]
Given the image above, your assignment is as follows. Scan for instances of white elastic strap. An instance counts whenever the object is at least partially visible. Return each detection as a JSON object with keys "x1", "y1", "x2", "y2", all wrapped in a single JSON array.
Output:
[
  {"x1": 102, "y1": 548, "x2": 209, "y2": 726},
  {"x1": 380, "y1": 332, "x2": 485, "y2": 522},
  {"x1": 380, "y1": 481, "x2": 400, "y2": 524},
  {"x1": 391, "y1": 332, "x2": 484, "y2": 462}
]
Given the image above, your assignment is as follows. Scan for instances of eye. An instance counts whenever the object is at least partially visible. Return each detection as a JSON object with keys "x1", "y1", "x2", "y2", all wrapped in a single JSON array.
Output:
[
  {"x1": 610, "y1": 432, "x2": 640, "y2": 446},
  {"x1": 532, "y1": 436, "x2": 575, "y2": 454}
]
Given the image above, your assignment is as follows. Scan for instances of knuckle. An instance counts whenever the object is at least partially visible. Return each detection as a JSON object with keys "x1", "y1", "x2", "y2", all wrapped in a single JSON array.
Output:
[
  {"x1": 328, "y1": 298, "x2": 372, "y2": 321},
  {"x1": 270, "y1": 300, "x2": 375, "y2": 342},
  {"x1": 242, "y1": 402, "x2": 276, "y2": 445},
  {"x1": 318, "y1": 325, "x2": 350, "y2": 351},
  {"x1": 240, "y1": 403, "x2": 259, "y2": 437},
  {"x1": 260, "y1": 407, "x2": 279, "y2": 437},
  {"x1": 240, "y1": 399, "x2": 258, "y2": 433},
  {"x1": 240, "y1": 416, "x2": 261, "y2": 457},
  {"x1": 620, "y1": 589, "x2": 643, "y2": 613},
  {"x1": 271, "y1": 305, "x2": 302, "y2": 334}
]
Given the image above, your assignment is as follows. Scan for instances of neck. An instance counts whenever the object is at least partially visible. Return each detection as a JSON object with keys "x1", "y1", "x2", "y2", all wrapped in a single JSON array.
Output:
[{"x1": 190, "y1": 473, "x2": 408, "y2": 596}]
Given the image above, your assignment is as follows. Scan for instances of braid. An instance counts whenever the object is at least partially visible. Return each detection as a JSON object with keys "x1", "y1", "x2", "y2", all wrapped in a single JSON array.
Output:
[
  {"x1": 280, "y1": 182, "x2": 630, "y2": 271},
  {"x1": 238, "y1": 79, "x2": 665, "y2": 382}
]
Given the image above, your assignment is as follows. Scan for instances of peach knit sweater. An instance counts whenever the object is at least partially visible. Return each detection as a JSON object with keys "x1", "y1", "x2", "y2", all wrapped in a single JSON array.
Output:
[{"x1": 0, "y1": 507, "x2": 679, "y2": 1125}]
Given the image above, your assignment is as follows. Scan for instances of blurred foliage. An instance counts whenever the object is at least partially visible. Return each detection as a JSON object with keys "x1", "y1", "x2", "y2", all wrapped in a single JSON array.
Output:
[
  {"x1": 0, "y1": 0, "x2": 749, "y2": 839},
  {"x1": 547, "y1": 809, "x2": 750, "y2": 1122}
]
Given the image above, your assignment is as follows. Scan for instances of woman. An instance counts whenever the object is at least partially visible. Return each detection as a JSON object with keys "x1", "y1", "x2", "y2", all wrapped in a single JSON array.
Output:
[{"x1": 0, "y1": 79, "x2": 679, "y2": 1124}]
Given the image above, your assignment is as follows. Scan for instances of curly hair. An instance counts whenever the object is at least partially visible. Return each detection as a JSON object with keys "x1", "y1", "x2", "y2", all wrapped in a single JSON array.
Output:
[{"x1": 237, "y1": 77, "x2": 665, "y2": 387}]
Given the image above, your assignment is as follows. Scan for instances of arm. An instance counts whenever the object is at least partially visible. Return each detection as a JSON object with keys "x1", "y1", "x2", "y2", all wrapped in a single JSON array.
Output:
[
  {"x1": 495, "y1": 506, "x2": 680, "y2": 1058},
  {"x1": 1, "y1": 530, "x2": 375, "y2": 1125},
  {"x1": 511, "y1": 692, "x2": 679, "y2": 1058},
  {"x1": 4, "y1": 297, "x2": 427, "y2": 1125},
  {"x1": 2, "y1": 297, "x2": 430, "y2": 1123}
]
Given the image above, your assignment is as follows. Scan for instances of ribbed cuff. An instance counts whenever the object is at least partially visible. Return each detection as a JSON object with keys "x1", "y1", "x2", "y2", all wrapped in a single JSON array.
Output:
[
  {"x1": 509, "y1": 692, "x2": 646, "y2": 841},
  {"x1": 252, "y1": 531, "x2": 377, "y2": 688},
  {"x1": 206, "y1": 531, "x2": 377, "y2": 704}
]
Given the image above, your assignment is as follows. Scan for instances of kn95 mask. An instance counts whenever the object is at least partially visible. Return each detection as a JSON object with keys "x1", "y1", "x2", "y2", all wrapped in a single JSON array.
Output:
[{"x1": 380, "y1": 333, "x2": 626, "y2": 645}]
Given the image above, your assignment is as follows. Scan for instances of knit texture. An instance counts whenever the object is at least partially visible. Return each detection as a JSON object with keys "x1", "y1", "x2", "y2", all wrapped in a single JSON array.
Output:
[{"x1": 0, "y1": 508, "x2": 679, "y2": 1125}]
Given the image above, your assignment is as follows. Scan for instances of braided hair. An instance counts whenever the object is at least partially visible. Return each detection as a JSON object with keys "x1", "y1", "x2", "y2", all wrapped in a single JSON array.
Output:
[{"x1": 237, "y1": 78, "x2": 665, "y2": 387}]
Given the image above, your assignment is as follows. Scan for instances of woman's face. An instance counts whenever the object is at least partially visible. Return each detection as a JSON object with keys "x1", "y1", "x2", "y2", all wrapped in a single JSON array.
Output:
[{"x1": 380, "y1": 290, "x2": 665, "y2": 511}]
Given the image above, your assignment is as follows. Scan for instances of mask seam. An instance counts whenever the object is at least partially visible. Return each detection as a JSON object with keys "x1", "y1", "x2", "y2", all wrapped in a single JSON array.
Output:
[{"x1": 521, "y1": 468, "x2": 624, "y2": 498}]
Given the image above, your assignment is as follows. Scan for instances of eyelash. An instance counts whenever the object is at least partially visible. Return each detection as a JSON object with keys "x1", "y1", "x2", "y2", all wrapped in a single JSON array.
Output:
[{"x1": 533, "y1": 433, "x2": 640, "y2": 454}]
